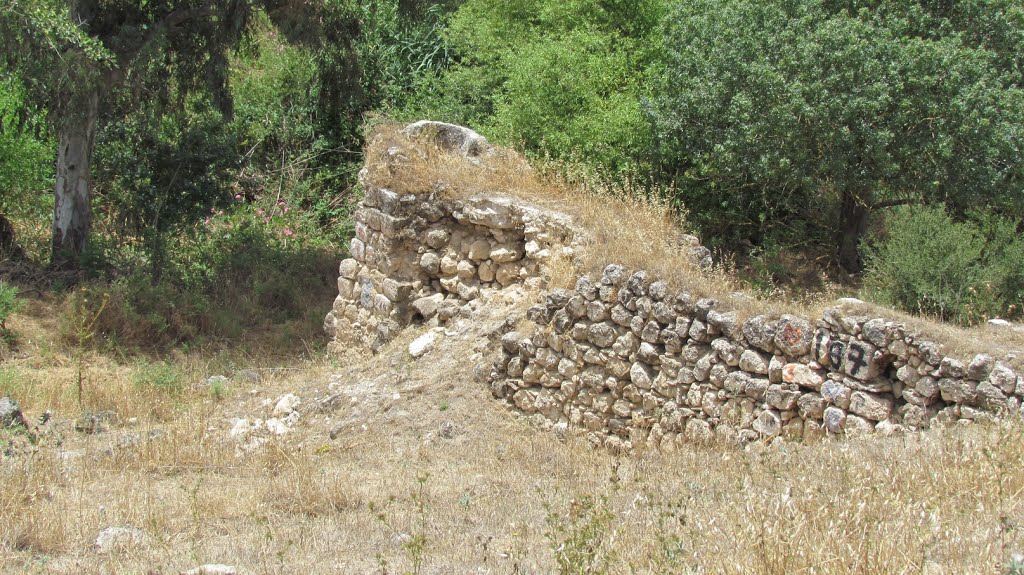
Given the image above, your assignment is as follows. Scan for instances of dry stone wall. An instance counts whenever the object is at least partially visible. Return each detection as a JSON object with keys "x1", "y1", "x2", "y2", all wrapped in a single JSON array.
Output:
[
  {"x1": 328, "y1": 120, "x2": 1024, "y2": 447},
  {"x1": 324, "y1": 122, "x2": 578, "y2": 352},
  {"x1": 488, "y1": 266, "x2": 1024, "y2": 449}
]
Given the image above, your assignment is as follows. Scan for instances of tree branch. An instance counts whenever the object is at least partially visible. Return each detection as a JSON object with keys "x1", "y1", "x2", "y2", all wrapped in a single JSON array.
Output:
[
  {"x1": 870, "y1": 198, "x2": 917, "y2": 211},
  {"x1": 119, "y1": 2, "x2": 219, "y2": 66}
]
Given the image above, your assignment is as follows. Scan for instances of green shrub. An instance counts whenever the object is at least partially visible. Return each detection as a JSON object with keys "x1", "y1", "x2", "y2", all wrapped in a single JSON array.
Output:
[
  {"x1": 132, "y1": 361, "x2": 184, "y2": 394},
  {"x1": 545, "y1": 495, "x2": 615, "y2": 575},
  {"x1": 0, "y1": 281, "x2": 24, "y2": 344},
  {"x1": 414, "y1": 0, "x2": 666, "y2": 173},
  {"x1": 863, "y1": 205, "x2": 1024, "y2": 325},
  {"x1": 61, "y1": 198, "x2": 339, "y2": 353}
]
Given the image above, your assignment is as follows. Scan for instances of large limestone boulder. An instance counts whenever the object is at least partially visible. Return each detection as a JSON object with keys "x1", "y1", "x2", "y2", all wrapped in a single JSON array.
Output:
[{"x1": 402, "y1": 120, "x2": 493, "y2": 159}]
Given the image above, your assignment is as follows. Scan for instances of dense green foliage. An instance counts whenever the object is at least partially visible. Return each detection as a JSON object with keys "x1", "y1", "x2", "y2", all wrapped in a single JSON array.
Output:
[
  {"x1": 0, "y1": 75, "x2": 52, "y2": 228},
  {"x1": 416, "y1": 0, "x2": 666, "y2": 172},
  {"x1": 864, "y1": 205, "x2": 1024, "y2": 325},
  {"x1": 1, "y1": 0, "x2": 1022, "y2": 340},
  {"x1": 647, "y1": 0, "x2": 1024, "y2": 265}
]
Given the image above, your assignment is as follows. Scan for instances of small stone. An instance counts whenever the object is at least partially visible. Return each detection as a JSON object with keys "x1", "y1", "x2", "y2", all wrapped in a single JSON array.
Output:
[
  {"x1": 742, "y1": 316, "x2": 777, "y2": 353},
  {"x1": 409, "y1": 329, "x2": 442, "y2": 358},
  {"x1": 338, "y1": 258, "x2": 360, "y2": 280},
  {"x1": 848, "y1": 391, "x2": 893, "y2": 421},
  {"x1": 821, "y1": 380, "x2": 852, "y2": 409},
  {"x1": 272, "y1": 393, "x2": 301, "y2": 417},
  {"x1": 844, "y1": 414, "x2": 875, "y2": 436},
  {"x1": 95, "y1": 526, "x2": 150, "y2": 554},
  {"x1": 576, "y1": 276, "x2": 599, "y2": 300},
  {"x1": 412, "y1": 294, "x2": 445, "y2": 320},
  {"x1": 587, "y1": 323, "x2": 617, "y2": 347},
  {"x1": 823, "y1": 406, "x2": 846, "y2": 433},
  {"x1": 490, "y1": 245, "x2": 523, "y2": 263},
  {"x1": 265, "y1": 418, "x2": 290, "y2": 436},
  {"x1": 0, "y1": 396, "x2": 27, "y2": 429},
  {"x1": 648, "y1": 281, "x2": 669, "y2": 301},
  {"x1": 425, "y1": 228, "x2": 450, "y2": 249},
  {"x1": 989, "y1": 363, "x2": 1018, "y2": 394},
  {"x1": 739, "y1": 350, "x2": 770, "y2": 374},
  {"x1": 938, "y1": 378, "x2": 977, "y2": 404},
  {"x1": 861, "y1": 318, "x2": 890, "y2": 347},
  {"x1": 966, "y1": 353, "x2": 994, "y2": 381},
  {"x1": 774, "y1": 315, "x2": 813, "y2": 357},
  {"x1": 976, "y1": 381, "x2": 1007, "y2": 410},
  {"x1": 229, "y1": 418, "x2": 252, "y2": 439},
  {"x1": 797, "y1": 393, "x2": 825, "y2": 420},
  {"x1": 766, "y1": 385, "x2": 800, "y2": 411},
  {"x1": 419, "y1": 252, "x2": 441, "y2": 275},
  {"x1": 479, "y1": 260, "x2": 496, "y2": 282},
  {"x1": 782, "y1": 363, "x2": 824, "y2": 390},
  {"x1": 630, "y1": 362, "x2": 655, "y2": 390},
  {"x1": 768, "y1": 355, "x2": 785, "y2": 384},
  {"x1": 181, "y1": 565, "x2": 238, "y2": 575},
  {"x1": 753, "y1": 409, "x2": 782, "y2": 437},
  {"x1": 467, "y1": 239, "x2": 491, "y2": 261},
  {"x1": 684, "y1": 418, "x2": 713, "y2": 443},
  {"x1": 939, "y1": 357, "x2": 966, "y2": 379}
]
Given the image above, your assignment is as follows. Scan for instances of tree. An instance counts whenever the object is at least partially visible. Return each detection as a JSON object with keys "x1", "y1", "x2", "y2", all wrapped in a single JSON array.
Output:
[
  {"x1": 416, "y1": 0, "x2": 667, "y2": 173},
  {"x1": 1, "y1": 0, "x2": 358, "y2": 269},
  {"x1": 648, "y1": 0, "x2": 1024, "y2": 271}
]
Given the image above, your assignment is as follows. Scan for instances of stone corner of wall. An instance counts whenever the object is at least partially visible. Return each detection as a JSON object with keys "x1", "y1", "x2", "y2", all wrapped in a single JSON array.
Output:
[{"x1": 325, "y1": 121, "x2": 1024, "y2": 450}]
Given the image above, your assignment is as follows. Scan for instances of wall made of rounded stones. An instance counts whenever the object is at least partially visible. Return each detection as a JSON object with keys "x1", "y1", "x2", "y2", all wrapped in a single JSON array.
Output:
[
  {"x1": 486, "y1": 264, "x2": 1024, "y2": 450},
  {"x1": 324, "y1": 169, "x2": 579, "y2": 351}
]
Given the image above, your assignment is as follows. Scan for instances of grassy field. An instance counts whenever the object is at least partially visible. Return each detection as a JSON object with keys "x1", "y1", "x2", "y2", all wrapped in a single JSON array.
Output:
[{"x1": 2, "y1": 289, "x2": 1023, "y2": 574}]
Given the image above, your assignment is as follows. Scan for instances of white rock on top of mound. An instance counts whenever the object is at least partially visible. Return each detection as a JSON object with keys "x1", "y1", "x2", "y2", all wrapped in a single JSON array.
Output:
[{"x1": 401, "y1": 120, "x2": 492, "y2": 158}]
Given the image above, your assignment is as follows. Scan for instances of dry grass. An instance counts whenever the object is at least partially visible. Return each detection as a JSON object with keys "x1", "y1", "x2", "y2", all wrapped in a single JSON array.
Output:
[
  {"x1": 2, "y1": 126, "x2": 1022, "y2": 573},
  {"x1": 2, "y1": 289, "x2": 1023, "y2": 574}
]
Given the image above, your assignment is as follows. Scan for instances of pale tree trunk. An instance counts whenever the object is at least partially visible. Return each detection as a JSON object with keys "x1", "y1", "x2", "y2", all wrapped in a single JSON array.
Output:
[{"x1": 52, "y1": 87, "x2": 99, "y2": 269}]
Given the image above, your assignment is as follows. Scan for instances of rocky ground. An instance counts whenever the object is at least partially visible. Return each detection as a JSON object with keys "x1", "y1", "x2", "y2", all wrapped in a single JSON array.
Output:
[{"x1": 2, "y1": 288, "x2": 1024, "y2": 574}]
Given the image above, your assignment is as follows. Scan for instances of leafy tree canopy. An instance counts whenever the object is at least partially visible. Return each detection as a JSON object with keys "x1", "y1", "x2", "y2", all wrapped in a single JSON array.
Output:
[{"x1": 648, "y1": 0, "x2": 1024, "y2": 270}]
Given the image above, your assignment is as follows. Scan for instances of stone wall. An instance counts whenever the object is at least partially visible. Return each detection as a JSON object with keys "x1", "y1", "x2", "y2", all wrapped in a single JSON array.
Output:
[
  {"x1": 488, "y1": 266, "x2": 1024, "y2": 448},
  {"x1": 328, "y1": 120, "x2": 1024, "y2": 447},
  {"x1": 323, "y1": 122, "x2": 579, "y2": 352}
]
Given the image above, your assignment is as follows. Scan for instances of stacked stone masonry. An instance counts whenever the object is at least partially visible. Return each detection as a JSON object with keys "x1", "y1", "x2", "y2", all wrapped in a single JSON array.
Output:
[
  {"x1": 328, "y1": 120, "x2": 1024, "y2": 447},
  {"x1": 487, "y1": 265, "x2": 1024, "y2": 449},
  {"x1": 323, "y1": 122, "x2": 579, "y2": 351}
]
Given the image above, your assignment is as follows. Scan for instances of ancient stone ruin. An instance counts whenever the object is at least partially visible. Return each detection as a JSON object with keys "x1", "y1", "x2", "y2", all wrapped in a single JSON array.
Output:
[
  {"x1": 323, "y1": 121, "x2": 579, "y2": 352},
  {"x1": 327, "y1": 120, "x2": 1024, "y2": 449}
]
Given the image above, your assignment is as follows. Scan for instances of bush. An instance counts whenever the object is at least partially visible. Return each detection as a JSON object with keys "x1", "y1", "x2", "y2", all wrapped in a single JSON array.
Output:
[
  {"x1": 0, "y1": 281, "x2": 23, "y2": 344},
  {"x1": 61, "y1": 198, "x2": 340, "y2": 353},
  {"x1": 414, "y1": 0, "x2": 666, "y2": 173},
  {"x1": 132, "y1": 361, "x2": 184, "y2": 394},
  {"x1": 863, "y1": 205, "x2": 1024, "y2": 325}
]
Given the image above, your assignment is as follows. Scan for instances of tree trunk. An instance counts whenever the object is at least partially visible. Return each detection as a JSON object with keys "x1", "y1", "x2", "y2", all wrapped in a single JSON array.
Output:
[
  {"x1": 837, "y1": 188, "x2": 871, "y2": 273},
  {"x1": 52, "y1": 87, "x2": 99, "y2": 269}
]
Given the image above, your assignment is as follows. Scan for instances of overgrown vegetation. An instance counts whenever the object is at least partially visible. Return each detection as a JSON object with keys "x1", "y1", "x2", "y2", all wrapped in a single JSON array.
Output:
[
  {"x1": 863, "y1": 205, "x2": 1024, "y2": 325},
  {"x1": 2, "y1": 0, "x2": 1021, "y2": 330}
]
